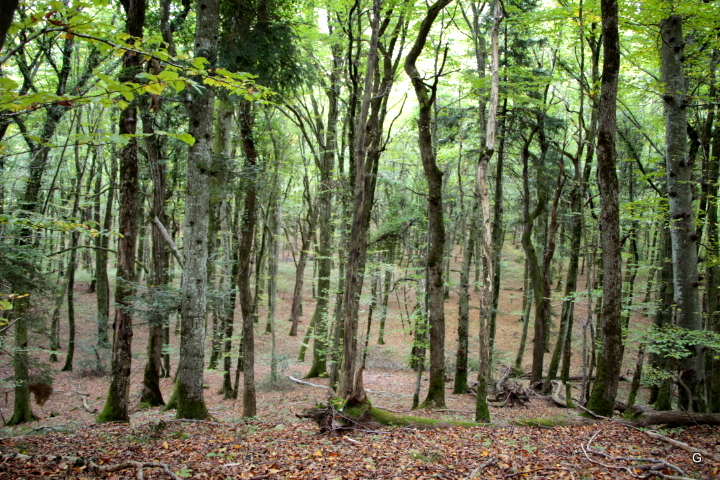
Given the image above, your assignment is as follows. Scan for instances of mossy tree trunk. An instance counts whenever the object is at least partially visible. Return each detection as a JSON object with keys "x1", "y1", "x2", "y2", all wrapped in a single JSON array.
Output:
[
  {"x1": 586, "y1": 0, "x2": 623, "y2": 418},
  {"x1": 237, "y1": 98, "x2": 259, "y2": 418},
  {"x1": 6, "y1": 299, "x2": 37, "y2": 426}
]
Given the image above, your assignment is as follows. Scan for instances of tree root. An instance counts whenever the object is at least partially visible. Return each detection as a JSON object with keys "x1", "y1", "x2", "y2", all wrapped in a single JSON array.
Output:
[{"x1": 0, "y1": 452, "x2": 182, "y2": 479}]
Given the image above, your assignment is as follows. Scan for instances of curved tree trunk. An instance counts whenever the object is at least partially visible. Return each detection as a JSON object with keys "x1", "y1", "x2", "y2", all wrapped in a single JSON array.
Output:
[{"x1": 404, "y1": 0, "x2": 453, "y2": 409}]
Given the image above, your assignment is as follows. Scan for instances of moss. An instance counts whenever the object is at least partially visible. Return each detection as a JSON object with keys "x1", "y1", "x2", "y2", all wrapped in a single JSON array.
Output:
[
  {"x1": 162, "y1": 383, "x2": 178, "y2": 412},
  {"x1": 369, "y1": 407, "x2": 480, "y2": 428},
  {"x1": 510, "y1": 417, "x2": 568, "y2": 427},
  {"x1": 96, "y1": 394, "x2": 128, "y2": 423}
]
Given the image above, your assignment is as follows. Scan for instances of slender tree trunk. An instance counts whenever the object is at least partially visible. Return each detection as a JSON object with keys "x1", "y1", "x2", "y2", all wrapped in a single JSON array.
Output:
[
  {"x1": 514, "y1": 259, "x2": 533, "y2": 374},
  {"x1": 475, "y1": 0, "x2": 503, "y2": 422},
  {"x1": 586, "y1": 0, "x2": 623, "y2": 418},
  {"x1": 404, "y1": 0, "x2": 452, "y2": 410},
  {"x1": 97, "y1": 0, "x2": 145, "y2": 423},
  {"x1": 95, "y1": 154, "x2": 116, "y2": 353},
  {"x1": 289, "y1": 176, "x2": 318, "y2": 336},
  {"x1": 140, "y1": 98, "x2": 167, "y2": 407},
  {"x1": 454, "y1": 200, "x2": 477, "y2": 394},
  {"x1": 237, "y1": 98, "x2": 259, "y2": 417}
]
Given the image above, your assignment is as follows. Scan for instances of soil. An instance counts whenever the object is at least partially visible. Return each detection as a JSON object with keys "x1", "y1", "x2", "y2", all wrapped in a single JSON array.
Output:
[{"x1": 1, "y1": 241, "x2": 717, "y2": 479}]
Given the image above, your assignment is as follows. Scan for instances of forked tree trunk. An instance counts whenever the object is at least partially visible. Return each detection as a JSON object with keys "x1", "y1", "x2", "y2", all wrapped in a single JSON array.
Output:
[{"x1": 339, "y1": 0, "x2": 383, "y2": 400}]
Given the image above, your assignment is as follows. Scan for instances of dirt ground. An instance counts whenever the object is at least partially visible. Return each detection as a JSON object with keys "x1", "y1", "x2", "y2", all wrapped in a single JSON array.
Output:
[{"x1": 2, "y1": 242, "x2": 716, "y2": 479}]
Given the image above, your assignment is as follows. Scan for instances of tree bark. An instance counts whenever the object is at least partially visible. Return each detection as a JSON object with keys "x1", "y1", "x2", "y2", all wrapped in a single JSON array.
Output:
[
  {"x1": 660, "y1": 14, "x2": 706, "y2": 412},
  {"x1": 237, "y1": 98, "x2": 259, "y2": 417},
  {"x1": 338, "y1": 0, "x2": 383, "y2": 399},
  {"x1": 404, "y1": 0, "x2": 453, "y2": 409},
  {"x1": 586, "y1": 0, "x2": 623, "y2": 418},
  {"x1": 97, "y1": 0, "x2": 145, "y2": 423},
  {"x1": 175, "y1": 0, "x2": 220, "y2": 420}
]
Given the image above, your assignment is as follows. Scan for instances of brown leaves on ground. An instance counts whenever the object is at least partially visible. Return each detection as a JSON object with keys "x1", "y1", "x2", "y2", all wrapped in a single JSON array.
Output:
[{"x1": 1, "y1": 418, "x2": 718, "y2": 479}]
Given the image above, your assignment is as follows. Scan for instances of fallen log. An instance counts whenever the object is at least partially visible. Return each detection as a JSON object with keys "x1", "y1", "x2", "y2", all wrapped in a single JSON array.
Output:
[{"x1": 623, "y1": 411, "x2": 720, "y2": 429}]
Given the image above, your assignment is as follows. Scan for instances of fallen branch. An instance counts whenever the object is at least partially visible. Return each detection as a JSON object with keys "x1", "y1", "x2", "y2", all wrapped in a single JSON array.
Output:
[
  {"x1": 287, "y1": 375, "x2": 328, "y2": 389},
  {"x1": 0, "y1": 453, "x2": 181, "y2": 480},
  {"x1": 625, "y1": 411, "x2": 720, "y2": 428},
  {"x1": 466, "y1": 457, "x2": 498, "y2": 479},
  {"x1": 585, "y1": 428, "x2": 688, "y2": 477},
  {"x1": 152, "y1": 216, "x2": 183, "y2": 268},
  {"x1": 503, "y1": 467, "x2": 574, "y2": 479},
  {"x1": 82, "y1": 397, "x2": 97, "y2": 414},
  {"x1": 644, "y1": 430, "x2": 720, "y2": 464}
]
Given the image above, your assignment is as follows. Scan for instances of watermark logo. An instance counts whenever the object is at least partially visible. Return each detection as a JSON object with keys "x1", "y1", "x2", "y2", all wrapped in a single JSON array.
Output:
[{"x1": 692, "y1": 453, "x2": 703, "y2": 463}]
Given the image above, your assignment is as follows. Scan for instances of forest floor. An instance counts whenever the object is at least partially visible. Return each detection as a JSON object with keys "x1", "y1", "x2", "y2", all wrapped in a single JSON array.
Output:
[{"x1": 1, "y1": 243, "x2": 719, "y2": 478}]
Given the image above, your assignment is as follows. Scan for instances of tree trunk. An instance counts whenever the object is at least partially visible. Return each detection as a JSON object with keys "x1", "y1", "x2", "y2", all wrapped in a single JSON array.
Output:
[
  {"x1": 404, "y1": 0, "x2": 452, "y2": 410},
  {"x1": 97, "y1": 0, "x2": 145, "y2": 423},
  {"x1": 586, "y1": 0, "x2": 623, "y2": 418},
  {"x1": 289, "y1": 175, "x2": 319, "y2": 337},
  {"x1": 454, "y1": 200, "x2": 477, "y2": 394},
  {"x1": 6, "y1": 298, "x2": 37, "y2": 426},
  {"x1": 95, "y1": 154, "x2": 116, "y2": 353},
  {"x1": 661, "y1": 14, "x2": 705, "y2": 413},
  {"x1": 140, "y1": 97, "x2": 168, "y2": 408},
  {"x1": 175, "y1": 0, "x2": 220, "y2": 420},
  {"x1": 237, "y1": 98, "x2": 259, "y2": 417},
  {"x1": 338, "y1": 0, "x2": 383, "y2": 400}
]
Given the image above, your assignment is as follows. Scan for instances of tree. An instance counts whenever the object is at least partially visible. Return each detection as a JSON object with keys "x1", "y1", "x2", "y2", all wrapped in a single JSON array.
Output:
[
  {"x1": 96, "y1": 0, "x2": 145, "y2": 424},
  {"x1": 404, "y1": 0, "x2": 453, "y2": 409},
  {"x1": 174, "y1": 0, "x2": 221, "y2": 420},
  {"x1": 475, "y1": 0, "x2": 503, "y2": 423},
  {"x1": 660, "y1": 12, "x2": 706, "y2": 413},
  {"x1": 586, "y1": 0, "x2": 623, "y2": 418}
]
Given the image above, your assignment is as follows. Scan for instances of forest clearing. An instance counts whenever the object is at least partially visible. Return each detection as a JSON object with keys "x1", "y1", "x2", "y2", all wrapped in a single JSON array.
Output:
[{"x1": 2, "y1": 0, "x2": 720, "y2": 478}]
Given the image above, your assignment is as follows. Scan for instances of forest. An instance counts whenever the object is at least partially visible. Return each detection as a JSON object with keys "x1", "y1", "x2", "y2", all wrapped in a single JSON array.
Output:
[{"x1": 0, "y1": 0, "x2": 720, "y2": 478}]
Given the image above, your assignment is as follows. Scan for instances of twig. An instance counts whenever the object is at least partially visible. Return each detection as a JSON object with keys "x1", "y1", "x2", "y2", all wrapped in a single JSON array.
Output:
[
  {"x1": 165, "y1": 418, "x2": 225, "y2": 427},
  {"x1": 342, "y1": 435, "x2": 361, "y2": 444},
  {"x1": 0, "y1": 318, "x2": 20, "y2": 335},
  {"x1": 466, "y1": 456, "x2": 498, "y2": 478},
  {"x1": 152, "y1": 216, "x2": 183, "y2": 268},
  {"x1": 434, "y1": 409, "x2": 475, "y2": 414},
  {"x1": 503, "y1": 467, "x2": 574, "y2": 479},
  {"x1": 0, "y1": 453, "x2": 181, "y2": 480},
  {"x1": 585, "y1": 428, "x2": 686, "y2": 476},
  {"x1": 578, "y1": 403, "x2": 720, "y2": 464}
]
